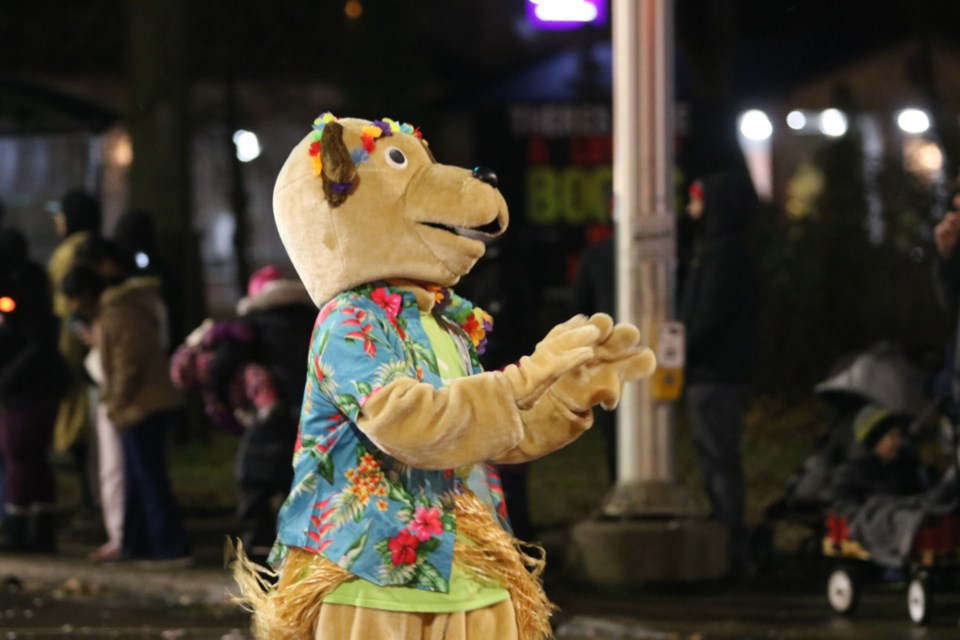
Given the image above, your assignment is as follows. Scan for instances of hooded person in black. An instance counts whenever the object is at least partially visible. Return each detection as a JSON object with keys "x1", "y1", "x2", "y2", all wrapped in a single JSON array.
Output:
[
  {"x1": 0, "y1": 229, "x2": 68, "y2": 552},
  {"x1": 679, "y1": 168, "x2": 759, "y2": 570}
]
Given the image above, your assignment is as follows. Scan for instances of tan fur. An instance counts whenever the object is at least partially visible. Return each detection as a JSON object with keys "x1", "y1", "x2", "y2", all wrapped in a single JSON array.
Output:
[
  {"x1": 258, "y1": 114, "x2": 658, "y2": 640},
  {"x1": 274, "y1": 118, "x2": 508, "y2": 307}
]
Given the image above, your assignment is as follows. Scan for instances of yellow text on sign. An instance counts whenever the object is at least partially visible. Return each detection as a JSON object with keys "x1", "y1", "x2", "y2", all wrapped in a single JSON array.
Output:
[{"x1": 526, "y1": 165, "x2": 613, "y2": 225}]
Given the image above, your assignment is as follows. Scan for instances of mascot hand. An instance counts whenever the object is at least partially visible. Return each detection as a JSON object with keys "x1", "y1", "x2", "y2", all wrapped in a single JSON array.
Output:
[
  {"x1": 501, "y1": 315, "x2": 603, "y2": 410},
  {"x1": 494, "y1": 317, "x2": 655, "y2": 464},
  {"x1": 551, "y1": 318, "x2": 656, "y2": 413}
]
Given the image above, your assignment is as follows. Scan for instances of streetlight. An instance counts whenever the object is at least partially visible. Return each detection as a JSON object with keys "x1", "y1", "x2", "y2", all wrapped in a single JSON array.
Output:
[
  {"x1": 897, "y1": 108, "x2": 931, "y2": 135},
  {"x1": 738, "y1": 109, "x2": 773, "y2": 141},
  {"x1": 819, "y1": 109, "x2": 848, "y2": 137},
  {"x1": 786, "y1": 110, "x2": 807, "y2": 131},
  {"x1": 233, "y1": 130, "x2": 261, "y2": 162}
]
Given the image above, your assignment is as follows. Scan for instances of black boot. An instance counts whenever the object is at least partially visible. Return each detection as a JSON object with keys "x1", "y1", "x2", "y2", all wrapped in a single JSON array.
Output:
[
  {"x1": 0, "y1": 513, "x2": 29, "y2": 552},
  {"x1": 28, "y1": 508, "x2": 58, "y2": 554}
]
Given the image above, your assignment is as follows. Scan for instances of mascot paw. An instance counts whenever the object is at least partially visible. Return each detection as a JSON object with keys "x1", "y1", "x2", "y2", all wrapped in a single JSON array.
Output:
[
  {"x1": 549, "y1": 321, "x2": 656, "y2": 412},
  {"x1": 504, "y1": 316, "x2": 604, "y2": 409}
]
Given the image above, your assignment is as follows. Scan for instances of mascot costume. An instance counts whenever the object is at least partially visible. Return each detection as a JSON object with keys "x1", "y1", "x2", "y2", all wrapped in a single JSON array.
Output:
[{"x1": 233, "y1": 113, "x2": 656, "y2": 640}]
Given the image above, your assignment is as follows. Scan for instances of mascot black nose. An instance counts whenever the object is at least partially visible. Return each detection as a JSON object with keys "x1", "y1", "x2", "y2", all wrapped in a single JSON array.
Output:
[{"x1": 472, "y1": 166, "x2": 498, "y2": 189}]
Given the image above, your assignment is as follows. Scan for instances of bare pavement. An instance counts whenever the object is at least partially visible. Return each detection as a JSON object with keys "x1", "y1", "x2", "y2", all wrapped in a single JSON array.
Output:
[{"x1": 1, "y1": 510, "x2": 959, "y2": 639}]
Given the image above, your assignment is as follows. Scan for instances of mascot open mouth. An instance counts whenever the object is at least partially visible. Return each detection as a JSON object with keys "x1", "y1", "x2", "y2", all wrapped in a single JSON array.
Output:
[{"x1": 421, "y1": 216, "x2": 504, "y2": 237}]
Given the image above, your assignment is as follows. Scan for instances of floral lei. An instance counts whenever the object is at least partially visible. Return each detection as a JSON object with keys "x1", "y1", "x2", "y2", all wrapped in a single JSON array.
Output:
[
  {"x1": 428, "y1": 286, "x2": 493, "y2": 356},
  {"x1": 355, "y1": 283, "x2": 493, "y2": 357}
]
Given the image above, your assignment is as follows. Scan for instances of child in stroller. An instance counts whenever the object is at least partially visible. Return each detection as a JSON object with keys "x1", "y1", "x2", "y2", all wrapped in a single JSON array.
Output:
[
  {"x1": 758, "y1": 343, "x2": 959, "y2": 623},
  {"x1": 823, "y1": 402, "x2": 959, "y2": 623},
  {"x1": 762, "y1": 343, "x2": 932, "y2": 537}
]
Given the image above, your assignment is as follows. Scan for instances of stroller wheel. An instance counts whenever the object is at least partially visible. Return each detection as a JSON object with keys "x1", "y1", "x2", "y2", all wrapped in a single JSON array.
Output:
[
  {"x1": 827, "y1": 566, "x2": 861, "y2": 615},
  {"x1": 907, "y1": 574, "x2": 934, "y2": 625}
]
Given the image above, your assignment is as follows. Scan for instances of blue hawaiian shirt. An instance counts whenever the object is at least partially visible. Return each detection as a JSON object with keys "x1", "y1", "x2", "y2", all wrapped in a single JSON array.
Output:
[{"x1": 271, "y1": 282, "x2": 509, "y2": 593}]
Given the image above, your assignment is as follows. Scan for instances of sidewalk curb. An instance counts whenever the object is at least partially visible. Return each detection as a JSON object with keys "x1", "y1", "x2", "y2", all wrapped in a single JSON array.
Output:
[{"x1": 3, "y1": 554, "x2": 238, "y2": 607}]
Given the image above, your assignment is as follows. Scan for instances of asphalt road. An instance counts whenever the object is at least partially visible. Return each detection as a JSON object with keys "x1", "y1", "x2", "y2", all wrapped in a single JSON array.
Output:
[
  {"x1": 2, "y1": 570, "x2": 959, "y2": 639},
  {"x1": 1, "y1": 510, "x2": 958, "y2": 640}
]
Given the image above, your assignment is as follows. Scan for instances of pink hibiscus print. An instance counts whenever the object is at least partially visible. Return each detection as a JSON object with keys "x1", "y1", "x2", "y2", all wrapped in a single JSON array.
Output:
[
  {"x1": 408, "y1": 506, "x2": 444, "y2": 541},
  {"x1": 371, "y1": 287, "x2": 403, "y2": 319}
]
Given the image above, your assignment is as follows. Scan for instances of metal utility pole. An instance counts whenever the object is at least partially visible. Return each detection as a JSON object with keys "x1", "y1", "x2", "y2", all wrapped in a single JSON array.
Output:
[
  {"x1": 611, "y1": 0, "x2": 675, "y2": 493},
  {"x1": 567, "y1": 0, "x2": 728, "y2": 585}
]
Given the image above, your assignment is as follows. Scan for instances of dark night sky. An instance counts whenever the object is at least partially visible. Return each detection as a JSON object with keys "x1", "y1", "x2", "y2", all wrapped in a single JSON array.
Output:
[{"x1": 4, "y1": 1, "x2": 960, "y2": 101}]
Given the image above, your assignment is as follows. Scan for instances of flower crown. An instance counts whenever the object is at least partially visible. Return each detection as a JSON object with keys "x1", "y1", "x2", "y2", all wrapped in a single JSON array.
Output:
[{"x1": 307, "y1": 112, "x2": 425, "y2": 179}]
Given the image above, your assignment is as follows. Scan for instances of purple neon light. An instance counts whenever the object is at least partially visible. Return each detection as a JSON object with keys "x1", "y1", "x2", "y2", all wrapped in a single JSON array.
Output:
[{"x1": 526, "y1": 0, "x2": 607, "y2": 31}]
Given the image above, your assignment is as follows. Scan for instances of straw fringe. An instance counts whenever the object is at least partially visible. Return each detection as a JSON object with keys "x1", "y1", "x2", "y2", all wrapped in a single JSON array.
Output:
[
  {"x1": 453, "y1": 492, "x2": 556, "y2": 640},
  {"x1": 228, "y1": 539, "x2": 351, "y2": 640},
  {"x1": 228, "y1": 492, "x2": 556, "y2": 640}
]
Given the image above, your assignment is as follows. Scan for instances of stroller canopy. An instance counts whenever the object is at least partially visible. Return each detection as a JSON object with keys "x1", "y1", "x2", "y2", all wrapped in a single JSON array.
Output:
[{"x1": 814, "y1": 343, "x2": 928, "y2": 417}]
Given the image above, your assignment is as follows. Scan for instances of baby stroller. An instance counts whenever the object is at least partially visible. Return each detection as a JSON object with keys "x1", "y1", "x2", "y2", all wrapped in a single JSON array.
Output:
[
  {"x1": 760, "y1": 343, "x2": 933, "y2": 560},
  {"x1": 815, "y1": 349, "x2": 960, "y2": 624},
  {"x1": 823, "y1": 505, "x2": 960, "y2": 624}
]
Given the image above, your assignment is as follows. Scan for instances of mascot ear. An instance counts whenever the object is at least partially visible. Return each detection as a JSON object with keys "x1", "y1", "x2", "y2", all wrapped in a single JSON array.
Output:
[{"x1": 321, "y1": 121, "x2": 358, "y2": 207}]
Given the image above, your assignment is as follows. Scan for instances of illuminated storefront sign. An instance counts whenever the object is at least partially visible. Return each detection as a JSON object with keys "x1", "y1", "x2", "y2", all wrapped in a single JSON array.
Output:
[{"x1": 510, "y1": 104, "x2": 613, "y2": 225}]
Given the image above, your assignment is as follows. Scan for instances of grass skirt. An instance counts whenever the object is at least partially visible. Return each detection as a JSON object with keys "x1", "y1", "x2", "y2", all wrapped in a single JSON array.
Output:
[{"x1": 230, "y1": 491, "x2": 555, "y2": 639}]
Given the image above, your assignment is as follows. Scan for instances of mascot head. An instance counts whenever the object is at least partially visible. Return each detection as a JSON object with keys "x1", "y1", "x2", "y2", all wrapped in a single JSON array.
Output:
[{"x1": 274, "y1": 114, "x2": 509, "y2": 306}]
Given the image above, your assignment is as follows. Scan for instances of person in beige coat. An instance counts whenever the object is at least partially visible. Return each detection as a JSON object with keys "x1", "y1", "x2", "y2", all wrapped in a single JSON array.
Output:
[{"x1": 62, "y1": 265, "x2": 190, "y2": 563}]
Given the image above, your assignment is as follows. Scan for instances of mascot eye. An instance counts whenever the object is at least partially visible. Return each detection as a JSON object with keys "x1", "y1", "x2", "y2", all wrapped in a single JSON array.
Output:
[{"x1": 385, "y1": 147, "x2": 408, "y2": 169}]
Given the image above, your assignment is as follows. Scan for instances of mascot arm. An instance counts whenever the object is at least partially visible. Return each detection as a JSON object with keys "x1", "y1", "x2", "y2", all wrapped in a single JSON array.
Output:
[
  {"x1": 357, "y1": 373, "x2": 524, "y2": 469},
  {"x1": 494, "y1": 321, "x2": 657, "y2": 464},
  {"x1": 356, "y1": 316, "x2": 606, "y2": 470}
]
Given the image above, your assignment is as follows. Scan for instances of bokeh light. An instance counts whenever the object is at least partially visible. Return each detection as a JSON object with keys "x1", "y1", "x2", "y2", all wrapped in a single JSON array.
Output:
[
  {"x1": 897, "y1": 108, "x2": 931, "y2": 134},
  {"x1": 738, "y1": 109, "x2": 773, "y2": 141},
  {"x1": 786, "y1": 110, "x2": 806, "y2": 130},
  {"x1": 818, "y1": 109, "x2": 848, "y2": 137}
]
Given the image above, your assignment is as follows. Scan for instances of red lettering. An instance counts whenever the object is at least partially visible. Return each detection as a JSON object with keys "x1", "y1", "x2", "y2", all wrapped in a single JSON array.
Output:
[
  {"x1": 570, "y1": 137, "x2": 613, "y2": 165},
  {"x1": 528, "y1": 136, "x2": 550, "y2": 164}
]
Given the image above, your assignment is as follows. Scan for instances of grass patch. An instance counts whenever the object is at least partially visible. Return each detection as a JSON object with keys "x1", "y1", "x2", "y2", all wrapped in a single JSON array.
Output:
[
  {"x1": 169, "y1": 429, "x2": 240, "y2": 510},
  {"x1": 57, "y1": 394, "x2": 828, "y2": 553},
  {"x1": 526, "y1": 394, "x2": 827, "y2": 536},
  {"x1": 527, "y1": 425, "x2": 610, "y2": 528}
]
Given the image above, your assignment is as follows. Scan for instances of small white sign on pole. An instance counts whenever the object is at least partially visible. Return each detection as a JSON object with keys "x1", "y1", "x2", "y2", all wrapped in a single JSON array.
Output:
[{"x1": 632, "y1": 214, "x2": 675, "y2": 262}]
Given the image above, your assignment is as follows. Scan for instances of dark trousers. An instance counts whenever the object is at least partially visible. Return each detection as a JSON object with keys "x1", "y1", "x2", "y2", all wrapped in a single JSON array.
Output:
[
  {"x1": 686, "y1": 383, "x2": 747, "y2": 559},
  {"x1": 0, "y1": 400, "x2": 57, "y2": 508},
  {"x1": 234, "y1": 411, "x2": 296, "y2": 557},
  {"x1": 121, "y1": 410, "x2": 190, "y2": 560},
  {"x1": 236, "y1": 486, "x2": 281, "y2": 555}
]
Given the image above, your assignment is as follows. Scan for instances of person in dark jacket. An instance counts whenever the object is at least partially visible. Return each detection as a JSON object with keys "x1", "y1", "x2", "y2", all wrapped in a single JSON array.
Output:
[
  {"x1": 171, "y1": 265, "x2": 315, "y2": 564},
  {"x1": 932, "y1": 190, "x2": 960, "y2": 408},
  {"x1": 570, "y1": 230, "x2": 618, "y2": 485},
  {"x1": 679, "y1": 169, "x2": 760, "y2": 568},
  {"x1": 0, "y1": 229, "x2": 68, "y2": 552}
]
